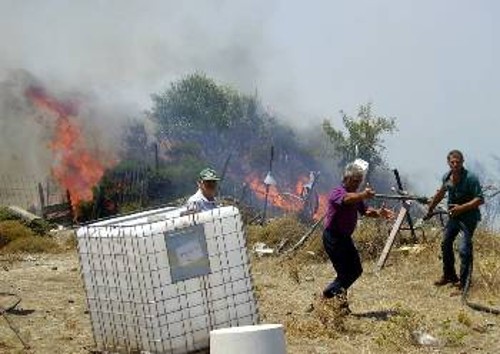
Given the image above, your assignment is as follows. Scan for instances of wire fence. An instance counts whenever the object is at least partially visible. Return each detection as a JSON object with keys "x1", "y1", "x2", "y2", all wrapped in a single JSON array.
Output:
[
  {"x1": 0, "y1": 175, "x2": 70, "y2": 223},
  {"x1": 0, "y1": 176, "x2": 49, "y2": 214},
  {"x1": 0, "y1": 168, "x2": 323, "y2": 225}
]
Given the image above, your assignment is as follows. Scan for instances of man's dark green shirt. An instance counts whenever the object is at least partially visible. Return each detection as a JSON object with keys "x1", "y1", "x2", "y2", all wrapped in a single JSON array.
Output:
[{"x1": 441, "y1": 168, "x2": 483, "y2": 225}]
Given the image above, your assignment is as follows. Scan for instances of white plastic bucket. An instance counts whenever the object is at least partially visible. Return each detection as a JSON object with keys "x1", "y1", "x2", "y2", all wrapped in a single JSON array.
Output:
[{"x1": 210, "y1": 324, "x2": 286, "y2": 354}]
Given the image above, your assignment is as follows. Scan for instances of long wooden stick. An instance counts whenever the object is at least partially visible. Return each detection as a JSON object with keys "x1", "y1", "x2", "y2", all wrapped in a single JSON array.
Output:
[
  {"x1": 375, "y1": 204, "x2": 409, "y2": 271},
  {"x1": 286, "y1": 214, "x2": 326, "y2": 254}
]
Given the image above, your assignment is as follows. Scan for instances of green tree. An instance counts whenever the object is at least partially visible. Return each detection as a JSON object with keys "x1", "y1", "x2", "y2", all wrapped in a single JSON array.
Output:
[
  {"x1": 150, "y1": 72, "x2": 242, "y2": 134},
  {"x1": 146, "y1": 72, "x2": 330, "y2": 203},
  {"x1": 122, "y1": 120, "x2": 152, "y2": 162},
  {"x1": 322, "y1": 102, "x2": 397, "y2": 173},
  {"x1": 148, "y1": 72, "x2": 269, "y2": 168}
]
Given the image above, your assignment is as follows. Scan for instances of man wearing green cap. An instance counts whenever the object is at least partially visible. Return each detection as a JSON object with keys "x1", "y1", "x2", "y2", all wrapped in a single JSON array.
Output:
[{"x1": 186, "y1": 168, "x2": 220, "y2": 212}]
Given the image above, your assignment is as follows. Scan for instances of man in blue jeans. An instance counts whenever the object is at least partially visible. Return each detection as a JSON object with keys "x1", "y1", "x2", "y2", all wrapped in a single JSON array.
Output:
[
  {"x1": 426, "y1": 150, "x2": 484, "y2": 290},
  {"x1": 323, "y1": 163, "x2": 393, "y2": 306}
]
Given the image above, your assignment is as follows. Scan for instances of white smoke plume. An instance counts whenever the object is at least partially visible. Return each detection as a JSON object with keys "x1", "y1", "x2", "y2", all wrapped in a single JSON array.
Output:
[{"x1": 0, "y1": 0, "x2": 274, "y2": 178}]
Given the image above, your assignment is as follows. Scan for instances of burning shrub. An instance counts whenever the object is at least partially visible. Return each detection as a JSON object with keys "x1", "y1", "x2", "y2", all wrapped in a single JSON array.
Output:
[
  {"x1": 25, "y1": 85, "x2": 111, "y2": 212},
  {"x1": 86, "y1": 156, "x2": 204, "y2": 219}
]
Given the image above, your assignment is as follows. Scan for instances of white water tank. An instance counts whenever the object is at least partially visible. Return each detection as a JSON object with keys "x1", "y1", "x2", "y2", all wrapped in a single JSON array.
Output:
[
  {"x1": 77, "y1": 206, "x2": 259, "y2": 353},
  {"x1": 210, "y1": 324, "x2": 286, "y2": 354}
]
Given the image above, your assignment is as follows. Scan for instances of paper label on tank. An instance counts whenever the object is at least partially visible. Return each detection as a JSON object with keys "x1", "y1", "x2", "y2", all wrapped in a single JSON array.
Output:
[
  {"x1": 165, "y1": 224, "x2": 211, "y2": 282},
  {"x1": 176, "y1": 240, "x2": 204, "y2": 266}
]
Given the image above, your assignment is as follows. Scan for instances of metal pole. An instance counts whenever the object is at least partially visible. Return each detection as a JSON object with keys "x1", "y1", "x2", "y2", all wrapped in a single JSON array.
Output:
[
  {"x1": 154, "y1": 143, "x2": 159, "y2": 172},
  {"x1": 262, "y1": 146, "x2": 274, "y2": 224},
  {"x1": 393, "y1": 169, "x2": 417, "y2": 242},
  {"x1": 373, "y1": 194, "x2": 428, "y2": 203},
  {"x1": 218, "y1": 153, "x2": 232, "y2": 197}
]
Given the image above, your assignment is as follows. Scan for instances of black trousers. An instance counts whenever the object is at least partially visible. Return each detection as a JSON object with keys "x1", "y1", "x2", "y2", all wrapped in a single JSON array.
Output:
[
  {"x1": 322, "y1": 229, "x2": 363, "y2": 298},
  {"x1": 442, "y1": 219, "x2": 477, "y2": 286}
]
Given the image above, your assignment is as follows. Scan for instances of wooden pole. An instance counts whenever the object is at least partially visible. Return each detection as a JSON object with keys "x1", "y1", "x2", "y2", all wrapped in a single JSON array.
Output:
[
  {"x1": 393, "y1": 169, "x2": 418, "y2": 242},
  {"x1": 375, "y1": 203, "x2": 410, "y2": 271}
]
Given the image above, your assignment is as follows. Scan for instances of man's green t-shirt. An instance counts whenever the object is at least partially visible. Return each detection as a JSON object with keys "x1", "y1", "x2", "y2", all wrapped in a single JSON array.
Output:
[{"x1": 442, "y1": 168, "x2": 483, "y2": 226}]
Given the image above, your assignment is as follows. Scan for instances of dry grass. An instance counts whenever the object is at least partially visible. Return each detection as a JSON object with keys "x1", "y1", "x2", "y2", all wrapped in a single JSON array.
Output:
[
  {"x1": 280, "y1": 217, "x2": 393, "y2": 267},
  {"x1": 62, "y1": 233, "x2": 78, "y2": 250},
  {"x1": 253, "y1": 217, "x2": 500, "y2": 353},
  {"x1": 474, "y1": 229, "x2": 500, "y2": 298},
  {"x1": 285, "y1": 297, "x2": 349, "y2": 340},
  {"x1": 1, "y1": 216, "x2": 498, "y2": 353},
  {"x1": 1, "y1": 236, "x2": 61, "y2": 254},
  {"x1": 0, "y1": 207, "x2": 54, "y2": 235},
  {"x1": 0, "y1": 206, "x2": 61, "y2": 254},
  {"x1": 246, "y1": 215, "x2": 307, "y2": 249},
  {"x1": 0, "y1": 220, "x2": 60, "y2": 254},
  {"x1": 0, "y1": 253, "x2": 92, "y2": 354},
  {"x1": 353, "y1": 218, "x2": 394, "y2": 260},
  {"x1": 0, "y1": 220, "x2": 36, "y2": 247}
]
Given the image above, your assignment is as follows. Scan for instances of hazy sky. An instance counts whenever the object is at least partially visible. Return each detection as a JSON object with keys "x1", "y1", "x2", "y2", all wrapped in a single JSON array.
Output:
[{"x1": 1, "y1": 0, "x2": 498, "y2": 193}]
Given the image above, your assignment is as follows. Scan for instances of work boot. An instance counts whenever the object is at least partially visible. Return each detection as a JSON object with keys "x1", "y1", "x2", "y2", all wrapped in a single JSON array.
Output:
[{"x1": 434, "y1": 275, "x2": 459, "y2": 287}]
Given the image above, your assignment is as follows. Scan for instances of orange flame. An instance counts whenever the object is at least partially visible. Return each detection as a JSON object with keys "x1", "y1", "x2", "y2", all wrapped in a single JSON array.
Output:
[
  {"x1": 315, "y1": 194, "x2": 328, "y2": 220},
  {"x1": 244, "y1": 173, "x2": 303, "y2": 212},
  {"x1": 25, "y1": 86, "x2": 110, "y2": 211},
  {"x1": 244, "y1": 173, "x2": 329, "y2": 220}
]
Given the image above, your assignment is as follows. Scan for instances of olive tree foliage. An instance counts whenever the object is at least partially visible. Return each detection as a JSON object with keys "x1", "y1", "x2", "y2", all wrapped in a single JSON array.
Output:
[
  {"x1": 148, "y1": 73, "x2": 271, "y2": 169},
  {"x1": 147, "y1": 73, "x2": 317, "y2": 176},
  {"x1": 322, "y1": 103, "x2": 397, "y2": 174}
]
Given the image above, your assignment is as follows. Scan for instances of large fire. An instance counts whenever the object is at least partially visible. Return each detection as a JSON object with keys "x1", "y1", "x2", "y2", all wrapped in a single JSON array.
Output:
[
  {"x1": 25, "y1": 86, "x2": 110, "y2": 212},
  {"x1": 244, "y1": 173, "x2": 328, "y2": 220}
]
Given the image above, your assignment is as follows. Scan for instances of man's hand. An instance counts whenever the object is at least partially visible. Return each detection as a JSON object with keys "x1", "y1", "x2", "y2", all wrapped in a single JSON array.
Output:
[
  {"x1": 448, "y1": 204, "x2": 465, "y2": 217},
  {"x1": 361, "y1": 183, "x2": 375, "y2": 199}
]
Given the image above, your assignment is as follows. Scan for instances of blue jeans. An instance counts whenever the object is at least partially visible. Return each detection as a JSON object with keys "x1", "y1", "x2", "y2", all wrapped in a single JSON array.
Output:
[
  {"x1": 442, "y1": 219, "x2": 477, "y2": 286},
  {"x1": 322, "y1": 229, "x2": 363, "y2": 298}
]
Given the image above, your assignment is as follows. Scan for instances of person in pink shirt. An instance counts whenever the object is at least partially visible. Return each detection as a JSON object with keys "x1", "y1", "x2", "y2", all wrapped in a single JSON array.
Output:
[{"x1": 323, "y1": 163, "x2": 393, "y2": 310}]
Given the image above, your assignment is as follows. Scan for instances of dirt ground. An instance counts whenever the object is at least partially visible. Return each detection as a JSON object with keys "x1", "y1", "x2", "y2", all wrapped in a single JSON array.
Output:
[{"x1": 1, "y1": 239, "x2": 499, "y2": 354}]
